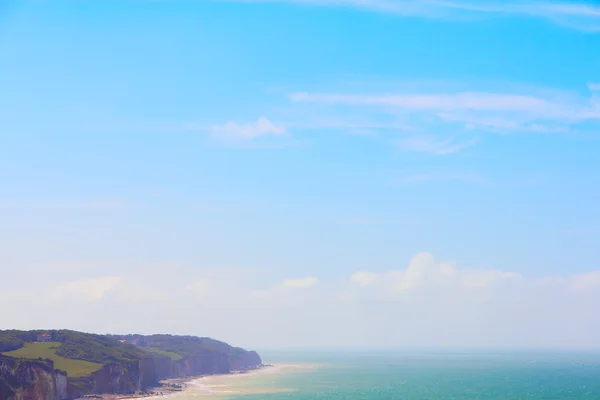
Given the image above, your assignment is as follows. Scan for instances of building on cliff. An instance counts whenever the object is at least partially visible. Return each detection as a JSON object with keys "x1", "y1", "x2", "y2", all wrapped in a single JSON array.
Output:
[{"x1": 37, "y1": 333, "x2": 52, "y2": 342}]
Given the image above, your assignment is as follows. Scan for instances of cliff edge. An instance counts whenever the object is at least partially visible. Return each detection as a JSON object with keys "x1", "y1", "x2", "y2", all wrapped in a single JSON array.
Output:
[{"x1": 0, "y1": 330, "x2": 263, "y2": 400}]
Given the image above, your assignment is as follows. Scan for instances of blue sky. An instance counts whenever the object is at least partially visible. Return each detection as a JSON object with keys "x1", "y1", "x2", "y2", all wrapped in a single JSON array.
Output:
[{"x1": 1, "y1": 0, "x2": 600, "y2": 349}]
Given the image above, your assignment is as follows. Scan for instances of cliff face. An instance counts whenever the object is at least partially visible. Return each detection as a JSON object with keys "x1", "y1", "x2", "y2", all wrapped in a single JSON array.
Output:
[
  {"x1": 90, "y1": 363, "x2": 140, "y2": 394},
  {"x1": 0, "y1": 356, "x2": 70, "y2": 400},
  {"x1": 56, "y1": 349, "x2": 263, "y2": 397},
  {"x1": 0, "y1": 350, "x2": 263, "y2": 399},
  {"x1": 138, "y1": 349, "x2": 262, "y2": 385},
  {"x1": 0, "y1": 330, "x2": 263, "y2": 400},
  {"x1": 229, "y1": 351, "x2": 262, "y2": 371}
]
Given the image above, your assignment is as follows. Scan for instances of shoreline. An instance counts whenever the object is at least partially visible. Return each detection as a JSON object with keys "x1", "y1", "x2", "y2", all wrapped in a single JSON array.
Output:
[{"x1": 84, "y1": 364, "x2": 276, "y2": 400}]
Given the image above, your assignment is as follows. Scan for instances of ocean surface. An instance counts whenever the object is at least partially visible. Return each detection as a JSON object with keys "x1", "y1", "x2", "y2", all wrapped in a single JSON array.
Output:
[{"x1": 172, "y1": 351, "x2": 600, "y2": 400}]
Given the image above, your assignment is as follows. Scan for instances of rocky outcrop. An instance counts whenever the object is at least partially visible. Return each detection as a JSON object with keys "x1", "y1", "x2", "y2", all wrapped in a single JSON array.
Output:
[
  {"x1": 0, "y1": 356, "x2": 71, "y2": 400},
  {"x1": 90, "y1": 363, "x2": 139, "y2": 394}
]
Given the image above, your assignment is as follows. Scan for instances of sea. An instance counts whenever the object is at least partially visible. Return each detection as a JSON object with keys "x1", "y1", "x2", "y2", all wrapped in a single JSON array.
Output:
[{"x1": 168, "y1": 350, "x2": 600, "y2": 400}]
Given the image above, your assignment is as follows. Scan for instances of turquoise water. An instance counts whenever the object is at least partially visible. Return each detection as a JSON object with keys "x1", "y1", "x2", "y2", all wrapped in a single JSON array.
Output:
[{"x1": 234, "y1": 351, "x2": 600, "y2": 400}]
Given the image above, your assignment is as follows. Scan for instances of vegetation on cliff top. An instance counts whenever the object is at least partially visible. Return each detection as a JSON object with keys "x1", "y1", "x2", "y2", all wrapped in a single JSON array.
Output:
[
  {"x1": 1, "y1": 329, "x2": 262, "y2": 398},
  {"x1": 108, "y1": 334, "x2": 252, "y2": 360},
  {"x1": 2, "y1": 342, "x2": 103, "y2": 377},
  {"x1": 1, "y1": 330, "x2": 146, "y2": 366},
  {"x1": 144, "y1": 347, "x2": 183, "y2": 360},
  {"x1": 54, "y1": 330, "x2": 145, "y2": 364},
  {"x1": 143, "y1": 334, "x2": 242, "y2": 356},
  {"x1": 0, "y1": 330, "x2": 38, "y2": 352},
  {"x1": 1, "y1": 330, "x2": 259, "y2": 371}
]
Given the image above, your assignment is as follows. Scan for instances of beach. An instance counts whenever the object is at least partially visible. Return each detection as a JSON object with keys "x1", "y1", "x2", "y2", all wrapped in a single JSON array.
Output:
[{"x1": 99, "y1": 363, "x2": 316, "y2": 400}]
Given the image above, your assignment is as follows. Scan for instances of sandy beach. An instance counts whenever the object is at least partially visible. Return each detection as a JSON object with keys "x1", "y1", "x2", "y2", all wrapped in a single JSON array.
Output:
[
  {"x1": 97, "y1": 363, "x2": 316, "y2": 400},
  {"x1": 182, "y1": 363, "x2": 316, "y2": 397}
]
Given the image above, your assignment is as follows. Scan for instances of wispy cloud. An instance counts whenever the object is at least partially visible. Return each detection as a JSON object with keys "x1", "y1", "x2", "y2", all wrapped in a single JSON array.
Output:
[
  {"x1": 436, "y1": 113, "x2": 572, "y2": 134},
  {"x1": 211, "y1": 117, "x2": 286, "y2": 140},
  {"x1": 220, "y1": 0, "x2": 600, "y2": 32},
  {"x1": 204, "y1": 83, "x2": 598, "y2": 152},
  {"x1": 290, "y1": 91, "x2": 600, "y2": 120},
  {"x1": 589, "y1": 82, "x2": 600, "y2": 91},
  {"x1": 290, "y1": 89, "x2": 600, "y2": 135},
  {"x1": 251, "y1": 276, "x2": 319, "y2": 298},
  {"x1": 290, "y1": 92, "x2": 549, "y2": 111},
  {"x1": 50, "y1": 276, "x2": 122, "y2": 301}
]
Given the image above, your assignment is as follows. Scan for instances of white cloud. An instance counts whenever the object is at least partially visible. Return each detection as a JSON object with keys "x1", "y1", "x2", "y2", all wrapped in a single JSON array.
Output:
[
  {"x1": 185, "y1": 278, "x2": 223, "y2": 298},
  {"x1": 220, "y1": 0, "x2": 600, "y2": 32},
  {"x1": 5, "y1": 253, "x2": 600, "y2": 349},
  {"x1": 250, "y1": 276, "x2": 319, "y2": 299},
  {"x1": 589, "y1": 82, "x2": 600, "y2": 91},
  {"x1": 290, "y1": 91, "x2": 600, "y2": 121},
  {"x1": 459, "y1": 269, "x2": 522, "y2": 290},
  {"x1": 396, "y1": 135, "x2": 478, "y2": 155},
  {"x1": 290, "y1": 92, "x2": 549, "y2": 111},
  {"x1": 350, "y1": 271, "x2": 379, "y2": 286},
  {"x1": 288, "y1": 88, "x2": 600, "y2": 138},
  {"x1": 281, "y1": 276, "x2": 319, "y2": 288},
  {"x1": 570, "y1": 271, "x2": 600, "y2": 293},
  {"x1": 346, "y1": 252, "x2": 523, "y2": 297},
  {"x1": 211, "y1": 117, "x2": 286, "y2": 139},
  {"x1": 439, "y1": 261, "x2": 457, "y2": 276},
  {"x1": 437, "y1": 113, "x2": 572, "y2": 133},
  {"x1": 187, "y1": 278, "x2": 211, "y2": 292},
  {"x1": 114, "y1": 283, "x2": 157, "y2": 303},
  {"x1": 50, "y1": 276, "x2": 122, "y2": 301},
  {"x1": 204, "y1": 84, "x2": 598, "y2": 148},
  {"x1": 532, "y1": 3, "x2": 600, "y2": 31}
]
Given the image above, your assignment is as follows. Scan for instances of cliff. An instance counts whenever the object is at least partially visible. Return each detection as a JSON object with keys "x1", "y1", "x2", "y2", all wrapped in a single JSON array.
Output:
[
  {"x1": 68, "y1": 349, "x2": 261, "y2": 395},
  {"x1": 0, "y1": 356, "x2": 70, "y2": 400},
  {"x1": 229, "y1": 350, "x2": 262, "y2": 371},
  {"x1": 138, "y1": 349, "x2": 262, "y2": 386},
  {"x1": 0, "y1": 331, "x2": 263, "y2": 400}
]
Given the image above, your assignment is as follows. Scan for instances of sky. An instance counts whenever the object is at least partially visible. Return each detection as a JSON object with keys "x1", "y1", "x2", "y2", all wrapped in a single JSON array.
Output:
[{"x1": 1, "y1": 0, "x2": 600, "y2": 350}]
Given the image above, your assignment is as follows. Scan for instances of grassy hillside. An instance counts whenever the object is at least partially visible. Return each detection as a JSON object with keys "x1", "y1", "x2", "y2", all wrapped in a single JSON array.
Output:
[
  {"x1": 2, "y1": 342, "x2": 102, "y2": 377},
  {"x1": 120, "y1": 334, "x2": 245, "y2": 358},
  {"x1": 0, "y1": 330, "x2": 39, "y2": 352},
  {"x1": 53, "y1": 330, "x2": 145, "y2": 364},
  {"x1": 1, "y1": 329, "x2": 262, "y2": 399},
  {"x1": 1, "y1": 330, "x2": 260, "y2": 378},
  {"x1": 0, "y1": 330, "x2": 144, "y2": 370},
  {"x1": 144, "y1": 348, "x2": 182, "y2": 360}
]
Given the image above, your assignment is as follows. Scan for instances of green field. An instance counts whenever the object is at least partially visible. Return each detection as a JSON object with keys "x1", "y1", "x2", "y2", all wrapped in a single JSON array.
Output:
[
  {"x1": 145, "y1": 348, "x2": 182, "y2": 360},
  {"x1": 2, "y1": 342, "x2": 103, "y2": 377}
]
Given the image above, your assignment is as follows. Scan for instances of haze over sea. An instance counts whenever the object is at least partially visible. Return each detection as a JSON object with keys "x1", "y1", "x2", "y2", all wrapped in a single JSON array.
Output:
[{"x1": 173, "y1": 351, "x2": 600, "y2": 400}]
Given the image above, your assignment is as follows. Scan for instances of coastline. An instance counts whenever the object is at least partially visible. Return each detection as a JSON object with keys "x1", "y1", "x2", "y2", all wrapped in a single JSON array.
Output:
[
  {"x1": 181, "y1": 362, "x2": 317, "y2": 397},
  {"x1": 86, "y1": 365, "x2": 277, "y2": 400}
]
